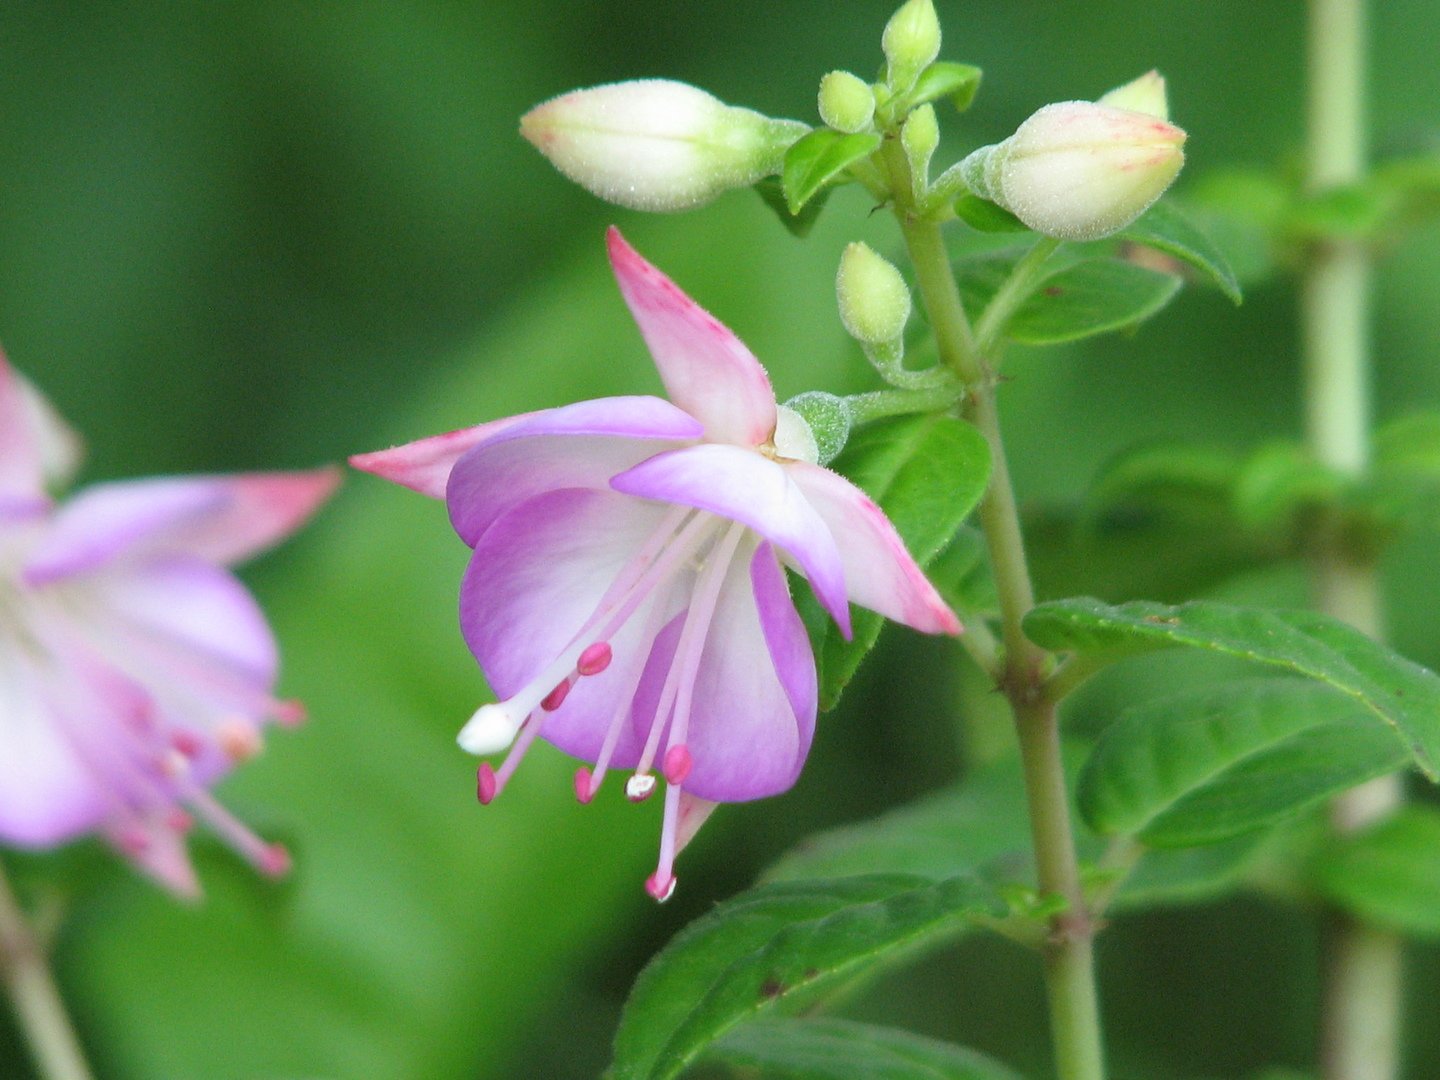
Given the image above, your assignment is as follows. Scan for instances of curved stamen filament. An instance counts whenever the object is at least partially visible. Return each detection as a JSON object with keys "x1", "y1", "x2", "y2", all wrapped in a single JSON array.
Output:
[{"x1": 646, "y1": 782, "x2": 683, "y2": 902}]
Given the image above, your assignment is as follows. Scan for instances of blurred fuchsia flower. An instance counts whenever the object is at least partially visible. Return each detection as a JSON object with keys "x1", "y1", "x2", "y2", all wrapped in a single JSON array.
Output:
[
  {"x1": 0, "y1": 355, "x2": 337, "y2": 897},
  {"x1": 352, "y1": 228, "x2": 960, "y2": 901}
]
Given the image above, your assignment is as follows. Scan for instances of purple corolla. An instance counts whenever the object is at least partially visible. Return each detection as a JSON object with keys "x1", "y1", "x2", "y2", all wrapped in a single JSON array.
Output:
[
  {"x1": 353, "y1": 228, "x2": 959, "y2": 900},
  {"x1": 0, "y1": 354, "x2": 337, "y2": 897}
]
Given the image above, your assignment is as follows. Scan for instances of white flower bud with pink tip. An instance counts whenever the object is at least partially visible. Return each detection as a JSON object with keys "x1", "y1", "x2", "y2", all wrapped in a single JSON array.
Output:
[
  {"x1": 958, "y1": 81, "x2": 1186, "y2": 241},
  {"x1": 520, "y1": 79, "x2": 808, "y2": 213}
]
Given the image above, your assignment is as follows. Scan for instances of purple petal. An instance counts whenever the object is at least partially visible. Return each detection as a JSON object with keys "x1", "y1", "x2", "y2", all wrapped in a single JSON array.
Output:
[
  {"x1": 460, "y1": 488, "x2": 681, "y2": 766},
  {"x1": 637, "y1": 540, "x2": 815, "y2": 802},
  {"x1": 610, "y1": 444, "x2": 852, "y2": 637},
  {"x1": 24, "y1": 469, "x2": 338, "y2": 583},
  {"x1": 787, "y1": 461, "x2": 962, "y2": 635},
  {"x1": 447, "y1": 396, "x2": 701, "y2": 546},
  {"x1": 607, "y1": 228, "x2": 778, "y2": 448},
  {"x1": 0, "y1": 352, "x2": 81, "y2": 513},
  {"x1": 349, "y1": 413, "x2": 537, "y2": 499}
]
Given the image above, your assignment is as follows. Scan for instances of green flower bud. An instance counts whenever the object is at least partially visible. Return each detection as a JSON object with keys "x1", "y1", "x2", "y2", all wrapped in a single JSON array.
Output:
[
  {"x1": 837, "y1": 242, "x2": 912, "y2": 347},
  {"x1": 1097, "y1": 69, "x2": 1170, "y2": 120},
  {"x1": 901, "y1": 103, "x2": 940, "y2": 189},
  {"x1": 818, "y1": 71, "x2": 876, "y2": 134},
  {"x1": 521, "y1": 79, "x2": 808, "y2": 213},
  {"x1": 882, "y1": 0, "x2": 942, "y2": 94},
  {"x1": 782, "y1": 392, "x2": 852, "y2": 465}
]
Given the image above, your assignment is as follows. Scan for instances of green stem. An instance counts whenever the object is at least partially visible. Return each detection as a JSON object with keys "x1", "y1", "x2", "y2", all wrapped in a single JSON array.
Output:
[
  {"x1": 0, "y1": 863, "x2": 94, "y2": 1080},
  {"x1": 899, "y1": 207, "x2": 1104, "y2": 1080},
  {"x1": 1303, "y1": 1, "x2": 1405, "y2": 1078},
  {"x1": 845, "y1": 386, "x2": 961, "y2": 426},
  {"x1": 974, "y1": 237, "x2": 1062, "y2": 355}
]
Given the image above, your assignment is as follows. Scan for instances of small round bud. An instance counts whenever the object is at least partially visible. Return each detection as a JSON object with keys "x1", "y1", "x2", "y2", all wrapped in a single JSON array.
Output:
[
  {"x1": 520, "y1": 79, "x2": 808, "y2": 213},
  {"x1": 958, "y1": 100, "x2": 1186, "y2": 240},
  {"x1": 818, "y1": 71, "x2": 876, "y2": 134},
  {"x1": 782, "y1": 393, "x2": 852, "y2": 466},
  {"x1": 901, "y1": 104, "x2": 939, "y2": 185},
  {"x1": 883, "y1": 0, "x2": 942, "y2": 94},
  {"x1": 1097, "y1": 70, "x2": 1169, "y2": 121},
  {"x1": 837, "y1": 242, "x2": 912, "y2": 346}
]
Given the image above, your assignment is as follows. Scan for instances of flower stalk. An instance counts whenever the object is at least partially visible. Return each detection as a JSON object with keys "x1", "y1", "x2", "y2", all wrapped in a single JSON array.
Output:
[
  {"x1": 0, "y1": 863, "x2": 94, "y2": 1080},
  {"x1": 892, "y1": 185, "x2": 1105, "y2": 1078},
  {"x1": 1303, "y1": 1, "x2": 1405, "y2": 1078}
]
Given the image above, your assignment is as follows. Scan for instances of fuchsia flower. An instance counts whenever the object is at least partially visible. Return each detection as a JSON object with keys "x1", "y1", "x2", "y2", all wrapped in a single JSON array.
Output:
[
  {"x1": 0, "y1": 354, "x2": 337, "y2": 897},
  {"x1": 352, "y1": 229, "x2": 960, "y2": 900}
]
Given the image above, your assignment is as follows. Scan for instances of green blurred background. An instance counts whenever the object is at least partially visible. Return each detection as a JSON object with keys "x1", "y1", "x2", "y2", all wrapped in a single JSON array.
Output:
[{"x1": 1, "y1": 2, "x2": 1438, "y2": 1077}]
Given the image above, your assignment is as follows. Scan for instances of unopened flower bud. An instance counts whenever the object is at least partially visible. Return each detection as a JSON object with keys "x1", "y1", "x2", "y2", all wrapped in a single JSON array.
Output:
[
  {"x1": 818, "y1": 71, "x2": 875, "y2": 134},
  {"x1": 521, "y1": 79, "x2": 808, "y2": 213},
  {"x1": 837, "y1": 242, "x2": 912, "y2": 346},
  {"x1": 901, "y1": 104, "x2": 940, "y2": 189},
  {"x1": 1097, "y1": 70, "x2": 1169, "y2": 120},
  {"x1": 882, "y1": 0, "x2": 942, "y2": 94},
  {"x1": 958, "y1": 99, "x2": 1186, "y2": 241}
]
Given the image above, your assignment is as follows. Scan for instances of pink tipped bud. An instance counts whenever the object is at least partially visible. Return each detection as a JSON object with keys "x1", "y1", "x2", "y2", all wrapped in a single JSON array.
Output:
[
  {"x1": 645, "y1": 872, "x2": 677, "y2": 903},
  {"x1": 662, "y1": 744, "x2": 693, "y2": 785},
  {"x1": 476, "y1": 762, "x2": 498, "y2": 805},
  {"x1": 520, "y1": 80, "x2": 807, "y2": 213},
  {"x1": 577, "y1": 642, "x2": 613, "y2": 676},
  {"x1": 574, "y1": 767, "x2": 596, "y2": 804},
  {"x1": 959, "y1": 98, "x2": 1186, "y2": 241},
  {"x1": 540, "y1": 679, "x2": 573, "y2": 712}
]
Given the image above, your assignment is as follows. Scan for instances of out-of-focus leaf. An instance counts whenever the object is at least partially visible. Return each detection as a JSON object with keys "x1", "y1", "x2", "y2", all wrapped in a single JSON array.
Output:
[
  {"x1": 1181, "y1": 169, "x2": 1295, "y2": 286},
  {"x1": 953, "y1": 195, "x2": 1030, "y2": 233},
  {"x1": 1366, "y1": 412, "x2": 1440, "y2": 533},
  {"x1": 927, "y1": 526, "x2": 997, "y2": 617},
  {"x1": 704, "y1": 1018, "x2": 1023, "y2": 1080},
  {"x1": 605, "y1": 875, "x2": 1003, "y2": 1080},
  {"x1": 1119, "y1": 200, "x2": 1243, "y2": 304},
  {"x1": 1024, "y1": 598, "x2": 1440, "y2": 779},
  {"x1": 1231, "y1": 442, "x2": 1344, "y2": 529},
  {"x1": 755, "y1": 177, "x2": 832, "y2": 238},
  {"x1": 990, "y1": 259, "x2": 1183, "y2": 345},
  {"x1": 1085, "y1": 442, "x2": 1242, "y2": 522},
  {"x1": 782, "y1": 130, "x2": 883, "y2": 214},
  {"x1": 1078, "y1": 680, "x2": 1408, "y2": 847},
  {"x1": 1311, "y1": 805, "x2": 1440, "y2": 939},
  {"x1": 800, "y1": 414, "x2": 990, "y2": 710}
]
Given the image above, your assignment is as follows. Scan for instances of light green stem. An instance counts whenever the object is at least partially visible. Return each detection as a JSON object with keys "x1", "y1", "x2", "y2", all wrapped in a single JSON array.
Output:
[
  {"x1": 0, "y1": 863, "x2": 94, "y2": 1080},
  {"x1": 975, "y1": 237, "x2": 1062, "y2": 355},
  {"x1": 899, "y1": 209, "x2": 1105, "y2": 1080},
  {"x1": 1303, "y1": 1, "x2": 1405, "y2": 1078}
]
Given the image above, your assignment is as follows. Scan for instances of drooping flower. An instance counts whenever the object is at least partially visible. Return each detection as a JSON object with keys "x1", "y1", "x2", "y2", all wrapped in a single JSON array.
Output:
[
  {"x1": 352, "y1": 228, "x2": 960, "y2": 900},
  {"x1": 0, "y1": 354, "x2": 337, "y2": 898}
]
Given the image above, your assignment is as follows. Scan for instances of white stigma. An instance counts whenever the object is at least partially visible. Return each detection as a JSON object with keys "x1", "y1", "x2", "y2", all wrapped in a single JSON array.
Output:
[{"x1": 457, "y1": 703, "x2": 523, "y2": 755}]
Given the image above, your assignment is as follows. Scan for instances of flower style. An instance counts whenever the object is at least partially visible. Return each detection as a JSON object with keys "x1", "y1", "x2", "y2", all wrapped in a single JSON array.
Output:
[
  {"x1": 352, "y1": 228, "x2": 960, "y2": 900},
  {"x1": 0, "y1": 355, "x2": 337, "y2": 897}
]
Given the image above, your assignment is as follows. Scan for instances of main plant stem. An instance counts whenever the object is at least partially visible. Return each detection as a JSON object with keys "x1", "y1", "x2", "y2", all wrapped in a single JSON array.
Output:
[
  {"x1": 901, "y1": 212, "x2": 1105, "y2": 1080},
  {"x1": 0, "y1": 863, "x2": 94, "y2": 1080},
  {"x1": 1303, "y1": 1, "x2": 1404, "y2": 1078}
]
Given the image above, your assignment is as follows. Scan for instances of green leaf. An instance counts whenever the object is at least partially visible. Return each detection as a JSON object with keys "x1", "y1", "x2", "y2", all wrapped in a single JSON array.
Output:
[
  {"x1": 802, "y1": 414, "x2": 991, "y2": 710},
  {"x1": 1120, "y1": 200, "x2": 1243, "y2": 304},
  {"x1": 1230, "y1": 441, "x2": 1345, "y2": 529},
  {"x1": 1364, "y1": 411, "x2": 1440, "y2": 533},
  {"x1": 1179, "y1": 169, "x2": 1294, "y2": 287},
  {"x1": 782, "y1": 129, "x2": 882, "y2": 214},
  {"x1": 953, "y1": 195, "x2": 1030, "y2": 233},
  {"x1": 1312, "y1": 805, "x2": 1440, "y2": 939},
  {"x1": 927, "y1": 526, "x2": 997, "y2": 617},
  {"x1": 1078, "y1": 680, "x2": 1409, "y2": 847},
  {"x1": 755, "y1": 176, "x2": 832, "y2": 237},
  {"x1": 1086, "y1": 441, "x2": 1243, "y2": 522},
  {"x1": 998, "y1": 258, "x2": 1183, "y2": 345},
  {"x1": 896, "y1": 62, "x2": 983, "y2": 114},
  {"x1": 1112, "y1": 834, "x2": 1267, "y2": 911},
  {"x1": 1024, "y1": 597, "x2": 1440, "y2": 779},
  {"x1": 705, "y1": 1018, "x2": 1023, "y2": 1080},
  {"x1": 605, "y1": 875, "x2": 1003, "y2": 1080}
]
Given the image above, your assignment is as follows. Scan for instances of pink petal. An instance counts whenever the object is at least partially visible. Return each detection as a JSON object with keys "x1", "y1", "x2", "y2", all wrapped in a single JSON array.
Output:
[
  {"x1": 0, "y1": 351, "x2": 81, "y2": 513},
  {"x1": 610, "y1": 444, "x2": 852, "y2": 637},
  {"x1": 634, "y1": 540, "x2": 815, "y2": 802},
  {"x1": 24, "y1": 468, "x2": 338, "y2": 582},
  {"x1": 460, "y1": 488, "x2": 681, "y2": 767},
  {"x1": 349, "y1": 412, "x2": 539, "y2": 499},
  {"x1": 607, "y1": 228, "x2": 778, "y2": 448},
  {"x1": 787, "y1": 461, "x2": 962, "y2": 635},
  {"x1": 446, "y1": 396, "x2": 701, "y2": 546}
]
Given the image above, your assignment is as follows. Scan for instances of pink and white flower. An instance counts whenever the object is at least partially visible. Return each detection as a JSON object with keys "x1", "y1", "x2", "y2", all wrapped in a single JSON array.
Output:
[
  {"x1": 0, "y1": 354, "x2": 337, "y2": 897},
  {"x1": 352, "y1": 228, "x2": 960, "y2": 901}
]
